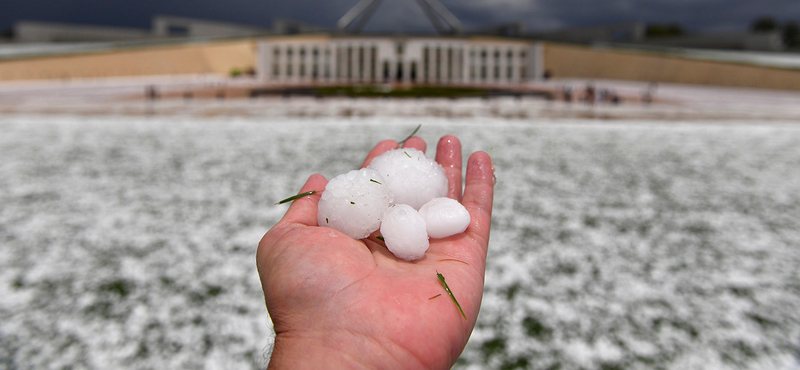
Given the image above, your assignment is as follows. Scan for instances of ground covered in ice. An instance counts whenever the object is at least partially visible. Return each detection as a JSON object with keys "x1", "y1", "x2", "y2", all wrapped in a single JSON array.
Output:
[{"x1": 1, "y1": 111, "x2": 799, "y2": 369}]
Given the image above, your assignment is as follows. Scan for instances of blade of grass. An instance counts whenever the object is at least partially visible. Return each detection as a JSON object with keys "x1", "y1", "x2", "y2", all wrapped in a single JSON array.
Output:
[
  {"x1": 275, "y1": 191, "x2": 320, "y2": 205},
  {"x1": 398, "y1": 124, "x2": 422, "y2": 146},
  {"x1": 436, "y1": 271, "x2": 467, "y2": 320}
]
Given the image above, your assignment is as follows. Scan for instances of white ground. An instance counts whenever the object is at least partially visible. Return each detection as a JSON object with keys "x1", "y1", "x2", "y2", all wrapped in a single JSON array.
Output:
[
  {"x1": 1, "y1": 78, "x2": 799, "y2": 369},
  {"x1": 2, "y1": 75, "x2": 800, "y2": 121}
]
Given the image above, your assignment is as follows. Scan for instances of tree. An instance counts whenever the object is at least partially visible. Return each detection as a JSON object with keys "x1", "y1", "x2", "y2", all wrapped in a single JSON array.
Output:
[
  {"x1": 783, "y1": 21, "x2": 800, "y2": 47},
  {"x1": 1, "y1": 28, "x2": 13, "y2": 40},
  {"x1": 752, "y1": 16, "x2": 779, "y2": 33},
  {"x1": 646, "y1": 23, "x2": 684, "y2": 38}
]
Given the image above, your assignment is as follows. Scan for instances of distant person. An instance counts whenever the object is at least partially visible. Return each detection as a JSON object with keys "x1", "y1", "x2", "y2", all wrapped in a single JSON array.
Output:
[
  {"x1": 643, "y1": 82, "x2": 657, "y2": 104},
  {"x1": 598, "y1": 88, "x2": 608, "y2": 103},
  {"x1": 611, "y1": 91, "x2": 621, "y2": 105},
  {"x1": 584, "y1": 83, "x2": 595, "y2": 105},
  {"x1": 256, "y1": 135, "x2": 496, "y2": 369},
  {"x1": 146, "y1": 85, "x2": 158, "y2": 100}
]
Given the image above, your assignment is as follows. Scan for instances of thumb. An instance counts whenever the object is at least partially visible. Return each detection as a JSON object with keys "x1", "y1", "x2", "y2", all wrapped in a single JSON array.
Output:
[{"x1": 278, "y1": 174, "x2": 328, "y2": 227}]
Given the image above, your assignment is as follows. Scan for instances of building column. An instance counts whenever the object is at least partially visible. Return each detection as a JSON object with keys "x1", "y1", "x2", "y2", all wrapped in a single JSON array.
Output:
[
  {"x1": 303, "y1": 46, "x2": 311, "y2": 82},
  {"x1": 349, "y1": 44, "x2": 357, "y2": 82},
  {"x1": 426, "y1": 45, "x2": 434, "y2": 83},
  {"x1": 510, "y1": 48, "x2": 517, "y2": 83},
  {"x1": 388, "y1": 51, "x2": 397, "y2": 83},
  {"x1": 453, "y1": 47, "x2": 462, "y2": 84},
  {"x1": 338, "y1": 45, "x2": 347, "y2": 82},
  {"x1": 406, "y1": 56, "x2": 413, "y2": 84},
  {"x1": 360, "y1": 44, "x2": 367, "y2": 82},
  {"x1": 308, "y1": 45, "x2": 316, "y2": 81},
  {"x1": 356, "y1": 44, "x2": 363, "y2": 82},
  {"x1": 279, "y1": 45, "x2": 287, "y2": 82},
  {"x1": 434, "y1": 46, "x2": 441, "y2": 83},
  {"x1": 436, "y1": 44, "x2": 447, "y2": 84},
  {"x1": 332, "y1": 45, "x2": 338, "y2": 82},
  {"x1": 497, "y1": 48, "x2": 507, "y2": 84},
  {"x1": 323, "y1": 46, "x2": 329, "y2": 82},
  {"x1": 364, "y1": 44, "x2": 372, "y2": 83},
  {"x1": 339, "y1": 45, "x2": 347, "y2": 81},
  {"x1": 365, "y1": 45, "x2": 372, "y2": 82},
  {"x1": 463, "y1": 47, "x2": 471, "y2": 84}
]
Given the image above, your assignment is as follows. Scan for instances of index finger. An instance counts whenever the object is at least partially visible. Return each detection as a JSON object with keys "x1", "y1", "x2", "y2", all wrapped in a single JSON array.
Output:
[
  {"x1": 277, "y1": 174, "x2": 328, "y2": 227},
  {"x1": 361, "y1": 140, "x2": 398, "y2": 168}
]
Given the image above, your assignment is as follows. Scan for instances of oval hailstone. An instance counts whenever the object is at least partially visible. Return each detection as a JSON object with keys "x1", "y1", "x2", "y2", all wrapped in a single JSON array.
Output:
[
  {"x1": 367, "y1": 148, "x2": 448, "y2": 210},
  {"x1": 418, "y1": 197, "x2": 471, "y2": 239},
  {"x1": 380, "y1": 204, "x2": 429, "y2": 261},
  {"x1": 317, "y1": 168, "x2": 392, "y2": 239}
]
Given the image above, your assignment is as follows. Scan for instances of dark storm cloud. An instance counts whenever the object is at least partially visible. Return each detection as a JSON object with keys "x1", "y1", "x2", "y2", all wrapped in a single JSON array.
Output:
[
  {"x1": 2, "y1": 0, "x2": 799, "y2": 35},
  {"x1": 527, "y1": 0, "x2": 800, "y2": 31}
]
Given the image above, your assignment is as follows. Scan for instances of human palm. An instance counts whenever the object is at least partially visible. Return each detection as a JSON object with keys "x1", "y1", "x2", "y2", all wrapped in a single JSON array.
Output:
[{"x1": 257, "y1": 135, "x2": 495, "y2": 369}]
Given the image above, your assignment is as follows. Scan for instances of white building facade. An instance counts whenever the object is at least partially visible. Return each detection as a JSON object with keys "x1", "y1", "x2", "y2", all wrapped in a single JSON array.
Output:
[{"x1": 256, "y1": 35, "x2": 544, "y2": 85}]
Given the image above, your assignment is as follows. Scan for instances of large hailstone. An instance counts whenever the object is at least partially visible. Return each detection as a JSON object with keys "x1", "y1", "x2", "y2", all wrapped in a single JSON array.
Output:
[
  {"x1": 317, "y1": 168, "x2": 393, "y2": 239},
  {"x1": 418, "y1": 197, "x2": 471, "y2": 239},
  {"x1": 380, "y1": 204, "x2": 429, "y2": 261},
  {"x1": 367, "y1": 148, "x2": 448, "y2": 210}
]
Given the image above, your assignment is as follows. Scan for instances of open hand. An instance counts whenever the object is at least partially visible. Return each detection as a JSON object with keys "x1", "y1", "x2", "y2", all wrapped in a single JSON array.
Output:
[{"x1": 257, "y1": 135, "x2": 495, "y2": 369}]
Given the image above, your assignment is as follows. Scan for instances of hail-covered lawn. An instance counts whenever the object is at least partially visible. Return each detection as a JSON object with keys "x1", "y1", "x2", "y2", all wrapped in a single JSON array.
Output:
[{"x1": 1, "y1": 114, "x2": 799, "y2": 369}]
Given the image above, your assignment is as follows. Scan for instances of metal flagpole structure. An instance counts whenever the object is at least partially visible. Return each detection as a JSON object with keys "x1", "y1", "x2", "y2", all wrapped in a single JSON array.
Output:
[{"x1": 337, "y1": 0, "x2": 463, "y2": 34}]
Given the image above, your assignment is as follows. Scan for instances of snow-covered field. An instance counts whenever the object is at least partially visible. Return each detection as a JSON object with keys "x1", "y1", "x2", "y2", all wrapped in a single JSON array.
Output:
[{"x1": 1, "y1": 105, "x2": 800, "y2": 369}]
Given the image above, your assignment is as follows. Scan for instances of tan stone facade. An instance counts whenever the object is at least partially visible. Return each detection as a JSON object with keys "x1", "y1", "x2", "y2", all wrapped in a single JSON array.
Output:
[
  {"x1": 544, "y1": 43, "x2": 800, "y2": 91},
  {"x1": 1, "y1": 35, "x2": 800, "y2": 92},
  {"x1": 0, "y1": 40, "x2": 256, "y2": 81}
]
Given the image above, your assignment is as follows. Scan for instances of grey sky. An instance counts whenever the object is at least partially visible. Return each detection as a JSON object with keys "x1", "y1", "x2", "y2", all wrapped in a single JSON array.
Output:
[{"x1": 2, "y1": 0, "x2": 799, "y2": 35}]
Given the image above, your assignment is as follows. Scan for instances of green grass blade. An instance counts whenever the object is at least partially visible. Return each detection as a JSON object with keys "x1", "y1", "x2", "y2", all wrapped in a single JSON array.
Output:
[
  {"x1": 436, "y1": 271, "x2": 467, "y2": 320},
  {"x1": 398, "y1": 124, "x2": 422, "y2": 145},
  {"x1": 274, "y1": 191, "x2": 319, "y2": 205}
]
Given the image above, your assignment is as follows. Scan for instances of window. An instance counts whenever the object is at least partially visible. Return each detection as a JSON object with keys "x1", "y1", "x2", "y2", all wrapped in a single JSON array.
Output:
[
  {"x1": 480, "y1": 50, "x2": 487, "y2": 80},
  {"x1": 371, "y1": 47, "x2": 377, "y2": 81},
  {"x1": 435, "y1": 47, "x2": 441, "y2": 80},
  {"x1": 167, "y1": 25, "x2": 189, "y2": 37},
  {"x1": 469, "y1": 50, "x2": 476, "y2": 79},
  {"x1": 299, "y1": 48, "x2": 306, "y2": 77},
  {"x1": 494, "y1": 50, "x2": 500, "y2": 80},
  {"x1": 507, "y1": 50, "x2": 514, "y2": 79},
  {"x1": 447, "y1": 48, "x2": 453, "y2": 80},
  {"x1": 423, "y1": 47, "x2": 429, "y2": 82},
  {"x1": 272, "y1": 47, "x2": 281, "y2": 78},
  {"x1": 286, "y1": 48, "x2": 293, "y2": 77}
]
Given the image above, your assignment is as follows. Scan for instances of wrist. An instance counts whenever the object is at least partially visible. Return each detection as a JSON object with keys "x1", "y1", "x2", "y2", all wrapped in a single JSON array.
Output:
[{"x1": 268, "y1": 330, "x2": 421, "y2": 370}]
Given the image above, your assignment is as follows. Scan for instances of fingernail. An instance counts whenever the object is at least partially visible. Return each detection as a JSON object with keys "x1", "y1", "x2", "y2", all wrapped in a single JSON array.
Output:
[
  {"x1": 470, "y1": 153, "x2": 494, "y2": 182},
  {"x1": 438, "y1": 136, "x2": 460, "y2": 167},
  {"x1": 489, "y1": 150, "x2": 496, "y2": 185}
]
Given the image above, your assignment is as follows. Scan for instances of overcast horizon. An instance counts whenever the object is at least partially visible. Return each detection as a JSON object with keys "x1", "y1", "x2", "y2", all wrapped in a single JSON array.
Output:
[{"x1": 2, "y1": 0, "x2": 800, "y2": 36}]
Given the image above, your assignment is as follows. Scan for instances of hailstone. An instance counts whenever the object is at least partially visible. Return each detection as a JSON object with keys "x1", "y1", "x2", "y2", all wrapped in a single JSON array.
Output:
[
  {"x1": 418, "y1": 197, "x2": 471, "y2": 239},
  {"x1": 367, "y1": 148, "x2": 448, "y2": 210},
  {"x1": 317, "y1": 168, "x2": 393, "y2": 239},
  {"x1": 380, "y1": 204, "x2": 429, "y2": 261}
]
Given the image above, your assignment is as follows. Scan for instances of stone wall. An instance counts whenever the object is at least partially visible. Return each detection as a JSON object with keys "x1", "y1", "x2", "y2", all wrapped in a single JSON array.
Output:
[
  {"x1": 0, "y1": 40, "x2": 255, "y2": 81},
  {"x1": 543, "y1": 42, "x2": 800, "y2": 91}
]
